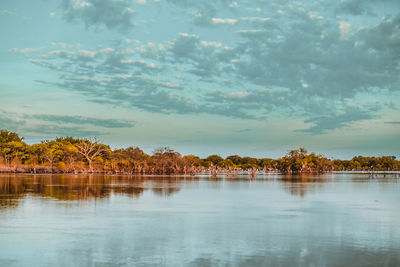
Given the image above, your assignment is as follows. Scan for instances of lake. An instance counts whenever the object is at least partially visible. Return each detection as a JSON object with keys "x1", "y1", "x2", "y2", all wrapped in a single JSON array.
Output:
[{"x1": 0, "y1": 173, "x2": 399, "y2": 266}]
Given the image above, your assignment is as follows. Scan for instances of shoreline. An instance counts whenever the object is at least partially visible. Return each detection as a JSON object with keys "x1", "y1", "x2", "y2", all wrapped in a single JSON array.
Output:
[
  {"x1": 1, "y1": 167, "x2": 399, "y2": 175},
  {"x1": 1, "y1": 130, "x2": 399, "y2": 176}
]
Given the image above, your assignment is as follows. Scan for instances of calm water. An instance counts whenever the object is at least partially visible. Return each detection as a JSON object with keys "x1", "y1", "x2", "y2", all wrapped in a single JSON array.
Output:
[{"x1": 0, "y1": 173, "x2": 399, "y2": 267}]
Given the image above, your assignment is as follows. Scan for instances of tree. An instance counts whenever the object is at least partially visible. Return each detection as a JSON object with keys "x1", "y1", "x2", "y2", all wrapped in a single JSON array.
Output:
[
  {"x1": 0, "y1": 129, "x2": 23, "y2": 143},
  {"x1": 0, "y1": 130, "x2": 27, "y2": 166},
  {"x1": 182, "y1": 155, "x2": 203, "y2": 174},
  {"x1": 124, "y1": 146, "x2": 149, "y2": 173},
  {"x1": 260, "y1": 158, "x2": 277, "y2": 170},
  {"x1": 240, "y1": 157, "x2": 260, "y2": 169},
  {"x1": 55, "y1": 137, "x2": 80, "y2": 172},
  {"x1": 2, "y1": 141, "x2": 29, "y2": 167},
  {"x1": 205, "y1": 155, "x2": 224, "y2": 166},
  {"x1": 75, "y1": 138, "x2": 109, "y2": 172},
  {"x1": 226, "y1": 155, "x2": 242, "y2": 165},
  {"x1": 1, "y1": 129, "x2": 399, "y2": 174},
  {"x1": 39, "y1": 140, "x2": 66, "y2": 171},
  {"x1": 277, "y1": 148, "x2": 332, "y2": 174},
  {"x1": 182, "y1": 155, "x2": 203, "y2": 167},
  {"x1": 110, "y1": 147, "x2": 148, "y2": 173},
  {"x1": 218, "y1": 159, "x2": 235, "y2": 169},
  {"x1": 151, "y1": 147, "x2": 182, "y2": 174}
]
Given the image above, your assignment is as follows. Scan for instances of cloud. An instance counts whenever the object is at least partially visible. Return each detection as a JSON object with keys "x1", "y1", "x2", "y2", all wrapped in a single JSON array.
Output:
[
  {"x1": 22, "y1": 0, "x2": 400, "y2": 134},
  {"x1": 296, "y1": 106, "x2": 378, "y2": 134},
  {"x1": 27, "y1": 114, "x2": 135, "y2": 128},
  {"x1": 384, "y1": 121, "x2": 400, "y2": 125},
  {"x1": 335, "y1": 0, "x2": 399, "y2": 16},
  {"x1": 61, "y1": 0, "x2": 135, "y2": 32},
  {"x1": 0, "y1": 9, "x2": 11, "y2": 15},
  {"x1": 29, "y1": 59, "x2": 61, "y2": 71},
  {"x1": 338, "y1": 21, "x2": 351, "y2": 40},
  {"x1": 211, "y1": 18, "x2": 238, "y2": 25},
  {"x1": 11, "y1": 47, "x2": 46, "y2": 53},
  {"x1": 0, "y1": 111, "x2": 134, "y2": 138},
  {"x1": 0, "y1": 115, "x2": 26, "y2": 132},
  {"x1": 170, "y1": 33, "x2": 235, "y2": 79},
  {"x1": 24, "y1": 125, "x2": 104, "y2": 137},
  {"x1": 336, "y1": 0, "x2": 369, "y2": 15},
  {"x1": 37, "y1": 77, "x2": 197, "y2": 115},
  {"x1": 239, "y1": 17, "x2": 272, "y2": 24},
  {"x1": 171, "y1": 32, "x2": 200, "y2": 58},
  {"x1": 200, "y1": 87, "x2": 295, "y2": 120}
]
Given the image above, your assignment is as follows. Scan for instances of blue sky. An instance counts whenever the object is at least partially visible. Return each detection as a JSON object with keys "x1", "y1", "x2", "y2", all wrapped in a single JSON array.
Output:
[{"x1": 0, "y1": 0, "x2": 399, "y2": 159}]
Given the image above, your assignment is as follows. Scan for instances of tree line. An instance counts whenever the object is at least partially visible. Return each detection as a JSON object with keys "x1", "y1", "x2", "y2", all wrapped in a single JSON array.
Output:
[{"x1": 0, "y1": 129, "x2": 399, "y2": 174}]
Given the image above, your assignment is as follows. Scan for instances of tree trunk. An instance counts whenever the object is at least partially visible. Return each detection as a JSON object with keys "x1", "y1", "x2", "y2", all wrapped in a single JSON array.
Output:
[{"x1": 87, "y1": 158, "x2": 93, "y2": 172}]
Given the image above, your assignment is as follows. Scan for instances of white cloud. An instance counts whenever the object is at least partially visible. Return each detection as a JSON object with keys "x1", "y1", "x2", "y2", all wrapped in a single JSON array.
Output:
[
  {"x1": 240, "y1": 17, "x2": 271, "y2": 23},
  {"x1": 308, "y1": 12, "x2": 323, "y2": 20},
  {"x1": 73, "y1": 1, "x2": 92, "y2": 9},
  {"x1": 211, "y1": 18, "x2": 238, "y2": 25},
  {"x1": 178, "y1": 32, "x2": 198, "y2": 38},
  {"x1": 229, "y1": 2, "x2": 238, "y2": 8},
  {"x1": 20, "y1": 0, "x2": 400, "y2": 134},
  {"x1": 200, "y1": 41, "x2": 222, "y2": 48},
  {"x1": 339, "y1": 21, "x2": 351, "y2": 40},
  {"x1": 77, "y1": 50, "x2": 97, "y2": 58},
  {"x1": 237, "y1": 29, "x2": 262, "y2": 33},
  {"x1": 135, "y1": 0, "x2": 147, "y2": 5},
  {"x1": 11, "y1": 47, "x2": 46, "y2": 53}
]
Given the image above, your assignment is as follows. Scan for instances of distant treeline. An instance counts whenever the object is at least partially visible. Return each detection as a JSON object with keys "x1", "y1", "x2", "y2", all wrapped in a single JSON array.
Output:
[{"x1": 0, "y1": 129, "x2": 399, "y2": 174}]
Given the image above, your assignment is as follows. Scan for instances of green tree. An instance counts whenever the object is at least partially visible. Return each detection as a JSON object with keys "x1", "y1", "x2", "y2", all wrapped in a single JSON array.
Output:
[
  {"x1": 218, "y1": 159, "x2": 235, "y2": 168},
  {"x1": 0, "y1": 130, "x2": 28, "y2": 166},
  {"x1": 226, "y1": 155, "x2": 242, "y2": 165},
  {"x1": 205, "y1": 155, "x2": 224, "y2": 166}
]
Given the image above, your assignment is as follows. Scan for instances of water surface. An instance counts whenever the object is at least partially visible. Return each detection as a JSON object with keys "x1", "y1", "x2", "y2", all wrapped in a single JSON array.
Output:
[{"x1": 0, "y1": 173, "x2": 399, "y2": 266}]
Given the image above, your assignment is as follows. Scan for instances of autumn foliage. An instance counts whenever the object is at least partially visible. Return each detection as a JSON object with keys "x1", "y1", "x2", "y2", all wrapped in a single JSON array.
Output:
[{"x1": 0, "y1": 130, "x2": 399, "y2": 174}]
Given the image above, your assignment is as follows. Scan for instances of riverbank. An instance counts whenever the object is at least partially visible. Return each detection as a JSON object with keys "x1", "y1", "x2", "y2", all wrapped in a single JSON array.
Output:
[
  {"x1": 1, "y1": 166, "x2": 399, "y2": 176},
  {"x1": 1, "y1": 130, "x2": 400, "y2": 175}
]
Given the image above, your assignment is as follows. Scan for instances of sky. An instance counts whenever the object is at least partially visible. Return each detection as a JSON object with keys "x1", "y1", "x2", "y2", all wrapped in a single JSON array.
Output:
[{"x1": 0, "y1": 0, "x2": 399, "y2": 159}]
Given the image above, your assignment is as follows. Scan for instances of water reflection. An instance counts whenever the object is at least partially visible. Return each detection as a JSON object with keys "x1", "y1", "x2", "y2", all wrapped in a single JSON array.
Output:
[
  {"x1": 0, "y1": 174, "x2": 183, "y2": 204},
  {"x1": 0, "y1": 173, "x2": 398, "y2": 206},
  {"x1": 279, "y1": 175, "x2": 329, "y2": 197},
  {"x1": 1, "y1": 173, "x2": 399, "y2": 266}
]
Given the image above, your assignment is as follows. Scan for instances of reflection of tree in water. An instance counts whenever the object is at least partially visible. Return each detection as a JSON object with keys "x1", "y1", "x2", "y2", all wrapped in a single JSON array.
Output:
[
  {"x1": 0, "y1": 175, "x2": 184, "y2": 206},
  {"x1": 152, "y1": 187, "x2": 180, "y2": 197},
  {"x1": 28, "y1": 175, "x2": 112, "y2": 200},
  {"x1": 145, "y1": 177, "x2": 181, "y2": 196},
  {"x1": 0, "y1": 175, "x2": 27, "y2": 209},
  {"x1": 279, "y1": 175, "x2": 328, "y2": 197},
  {"x1": 112, "y1": 186, "x2": 145, "y2": 197}
]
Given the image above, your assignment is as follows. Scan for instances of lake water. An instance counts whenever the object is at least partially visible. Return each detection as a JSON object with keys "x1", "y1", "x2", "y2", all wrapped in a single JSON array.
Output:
[{"x1": 0, "y1": 173, "x2": 399, "y2": 266}]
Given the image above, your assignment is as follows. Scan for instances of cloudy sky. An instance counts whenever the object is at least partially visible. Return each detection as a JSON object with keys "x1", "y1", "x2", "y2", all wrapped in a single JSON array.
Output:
[{"x1": 1, "y1": 0, "x2": 399, "y2": 158}]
